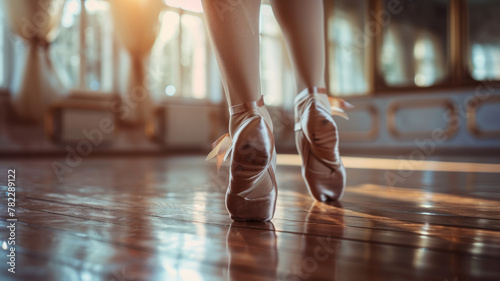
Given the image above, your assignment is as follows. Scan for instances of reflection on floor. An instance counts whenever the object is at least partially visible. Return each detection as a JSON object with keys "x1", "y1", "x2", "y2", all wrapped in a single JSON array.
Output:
[{"x1": 1, "y1": 155, "x2": 500, "y2": 280}]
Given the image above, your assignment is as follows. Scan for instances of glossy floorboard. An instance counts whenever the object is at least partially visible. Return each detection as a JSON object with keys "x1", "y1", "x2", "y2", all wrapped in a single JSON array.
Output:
[{"x1": 0, "y1": 155, "x2": 500, "y2": 281}]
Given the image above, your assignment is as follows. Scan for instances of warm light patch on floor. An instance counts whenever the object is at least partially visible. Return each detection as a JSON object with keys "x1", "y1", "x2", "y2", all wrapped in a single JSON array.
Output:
[
  {"x1": 347, "y1": 184, "x2": 500, "y2": 207},
  {"x1": 277, "y1": 154, "x2": 500, "y2": 173}
]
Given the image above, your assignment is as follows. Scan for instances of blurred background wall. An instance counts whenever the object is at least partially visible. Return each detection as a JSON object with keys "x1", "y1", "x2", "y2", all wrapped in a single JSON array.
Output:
[{"x1": 0, "y1": 0, "x2": 499, "y2": 157}]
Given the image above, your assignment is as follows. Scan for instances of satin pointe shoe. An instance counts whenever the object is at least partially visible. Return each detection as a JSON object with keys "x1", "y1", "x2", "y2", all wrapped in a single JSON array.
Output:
[
  {"x1": 294, "y1": 87, "x2": 353, "y2": 202},
  {"x1": 206, "y1": 96, "x2": 277, "y2": 221}
]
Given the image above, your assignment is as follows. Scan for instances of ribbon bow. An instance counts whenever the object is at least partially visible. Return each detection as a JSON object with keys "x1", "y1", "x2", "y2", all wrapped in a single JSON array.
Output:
[
  {"x1": 328, "y1": 97, "x2": 354, "y2": 120},
  {"x1": 205, "y1": 133, "x2": 233, "y2": 172}
]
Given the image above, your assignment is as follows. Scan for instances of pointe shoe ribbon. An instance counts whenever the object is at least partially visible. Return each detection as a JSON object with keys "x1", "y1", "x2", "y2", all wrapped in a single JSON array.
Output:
[
  {"x1": 294, "y1": 87, "x2": 354, "y2": 131},
  {"x1": 206, "y1": 96, "x2": 267, "y2": 173},
  {"x1": 328, "y1": 96, "x2": 354, "y2": 120},
  {"x1": 206, "y1": 133, "x2": 232, "y2": 172}
]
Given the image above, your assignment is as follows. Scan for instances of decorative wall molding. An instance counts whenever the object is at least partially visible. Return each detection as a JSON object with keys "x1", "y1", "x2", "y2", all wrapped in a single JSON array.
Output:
[
  {"x1": 340, "y1": 103, "x2": 379, "y2": 142},
  {"x1": 467, "y1": 95, "x2": 500, "y2": 139},
  {"x1": 387, "y1": 99, "x2": 458, "y2": 140}
]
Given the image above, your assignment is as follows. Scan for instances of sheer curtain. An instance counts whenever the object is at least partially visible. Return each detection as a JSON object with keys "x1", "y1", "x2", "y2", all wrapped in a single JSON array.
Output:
[
  {"x1": 3, "y1": 0, "x2": 65, "y2": 122},
  {"x1": 111, "y1": 0, "x2": 162, "y2": 125}
]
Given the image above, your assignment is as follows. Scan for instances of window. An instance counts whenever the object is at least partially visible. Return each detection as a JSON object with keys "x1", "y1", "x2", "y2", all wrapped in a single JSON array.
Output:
[
  {"x1": 150, "y1": 11, "x2": 180, "y2": 99},
  {"x1": 52, "y1": 0, "x2": 81, "y2": 89},
  {"x1": 84, "y1": 0, "x2": 114, "y2": 91},
  {"x1": 151, "y1": 2, "x2": 294, "y2": 105},
  {"x1": 260, "y1": 4, "x2": 294, "y2": 108},
  {"x1": 468, "y1": 0, "x2": 500, "y2": 81},
  {"x1": 150, "y1": 2, "x2": 210, "y2": 100},
  {"x1": 0, "y1": 0, "x2": 6, "y2": 88},
  {"x1": 153, "y1": 2, "x2": 294, "y2": 105},
  {"x1": 52, "y1": 0, "x2": 114, "y2": 91},
  {"x1": 181, "y1": 14, "x2": 207, "y2": 99},
  {"x1": 380, "y1": 0, "x2": 449, "y2": 88},
  {"x1": 327, "y1": 0, "x2": 369, "y2": 96},
  {"x1": 325, "y1": 0, "x2": 477, "y2": 95}
]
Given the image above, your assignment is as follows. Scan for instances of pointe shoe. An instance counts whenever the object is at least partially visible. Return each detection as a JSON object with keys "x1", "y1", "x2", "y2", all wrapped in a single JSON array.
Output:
[
  {"x1": 294, "y1": 87, "x2": 353, "y2": 202},
  {"x1": 206, "y1": 96, "x2": 277, "y2": 221}
]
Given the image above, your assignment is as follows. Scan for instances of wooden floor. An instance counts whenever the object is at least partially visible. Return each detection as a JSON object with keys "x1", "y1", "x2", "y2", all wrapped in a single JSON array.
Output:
[{"x1": 1, "y1": 155, "x2": 500, "y2": 281}]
